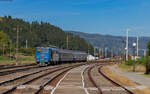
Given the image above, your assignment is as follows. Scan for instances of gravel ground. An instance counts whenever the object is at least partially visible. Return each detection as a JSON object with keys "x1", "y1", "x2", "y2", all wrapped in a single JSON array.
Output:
[
  {"x1": 0, "y1": 66, "x2": 62, "y2": 93},
  {"x1": 11, "y1": 68, "x2": 70, "y2": 94},
  {"x1": 0, "y1": 63, "x2": 83, "y2": 94},
  {"x1": 0, "y1": 65, "x2": 37, "y2": 72},
  {"x1": 52, "y1": 65, "x2": 88, "y2": 94},
  {"x1": 84, "y1": 66, "x2": 98, "y2": 94},
  {"x1": 0, "y1": 66, "x2": 58, "y2": 84}
]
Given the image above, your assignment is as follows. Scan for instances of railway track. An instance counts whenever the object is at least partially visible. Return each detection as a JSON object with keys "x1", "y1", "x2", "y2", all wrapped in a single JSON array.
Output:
[
  {"x1": 87, "y1": 64, "x2": 134, "y2": 94},
  {"x1": 0, "y1": 61, "x2": 129, "y2": 94},
  {"x1": 0, "y1": 64, "x2": 36, "y2": 70},
  {"x1": 0, "y1": 63, "x2": 84, "y2": 94},
  {"x1": 87, "y1": 65, "x2": 103, "y2": 94},
  {"x1": 0, "y1": 64, "x2": 38, "y2": 76},
  {"x1": 98, "y1": 66, "x2": 134, "y2": 94},
  {"x1": 35, "y1": 65, "x2": 77, "y2": 94},
  {"x1": 0, "y1": 66, "x2": 60, "y2": 86}
]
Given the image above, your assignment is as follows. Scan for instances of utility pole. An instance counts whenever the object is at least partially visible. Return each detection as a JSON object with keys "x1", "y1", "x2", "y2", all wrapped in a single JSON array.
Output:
[
  {"x1": 66, "y1": 34, "x2": 69, "y2": 49},
  {"x1": 143, "y1": 49, "x2": 146, "y2": 56},
  {"x1": 122, "y1": 38, "x2": 125, "y2": 60},
  {"x1": 99, "y1": 48, "x2": 101, "y2": 56},
  {"x1": 111, "y1": 48, "x2": 113, "y2": 58},
  {"x1": 26, "y1": 40, "x2": 28, "y2": 48},
  {"x1": 126, "y1": 29, "x2": 129, "y2": 61},
  {"x1": 137, "y1": 36, "x2": 139, "y2": 57},
  {"x1": 94, "y1": 47, "x2": 96, "y2": 56},
  {"x1": 102, "y1": 48, "x2": 104, "y2": 57},
  {"x1": 105, "y1": 48, "x2": 107, "y2": 58},
  {"x1": 16, "y1": 26, "x2": 19, "y2": 65},
  {"x1": 133, "y1": 43, "x2": 136, "y2": 72},
  {"x1": 9, "y1": 40, "x2": 12, "y2": 60},
  {"x1": 88, "y1": 43, "x2": 90, "y2": 55},
  {"x1": 14, "y1": 25, "x2": 22, "y2": 65}
]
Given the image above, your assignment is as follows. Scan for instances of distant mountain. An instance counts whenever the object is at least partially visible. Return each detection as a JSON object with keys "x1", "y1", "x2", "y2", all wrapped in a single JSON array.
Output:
[{"x1": 66, "y1": 31, "x2": 150, "y2": 55}]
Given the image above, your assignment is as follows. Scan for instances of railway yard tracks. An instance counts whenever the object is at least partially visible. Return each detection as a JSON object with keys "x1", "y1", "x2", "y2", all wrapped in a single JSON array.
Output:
[
  {"x1": 0, "y1": 64, "x2": 36, "y2": 70},
  {"x1": 0, "y1": 64, "x2": 38, "y2": 76},
  {"x1": 86, "y1": 64, "x2": 134, "y2": 94},
  {"x1": 0, "y1": 62, "x2": 135, "y2": 94},
  {"x1": 0, "y1": 63, "x2": 84, "y2": 94}
]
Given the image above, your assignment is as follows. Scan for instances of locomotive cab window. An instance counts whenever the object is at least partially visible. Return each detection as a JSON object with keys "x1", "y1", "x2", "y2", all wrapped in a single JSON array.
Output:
[{"x1": 37, "y1": 48, "x2": 41, "y2": 53}]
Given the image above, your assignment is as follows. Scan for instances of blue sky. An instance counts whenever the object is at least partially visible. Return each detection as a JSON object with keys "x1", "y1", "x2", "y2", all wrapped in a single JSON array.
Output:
[{"x1": 0, "y1": 0, "x2": 150, "y2": 36}]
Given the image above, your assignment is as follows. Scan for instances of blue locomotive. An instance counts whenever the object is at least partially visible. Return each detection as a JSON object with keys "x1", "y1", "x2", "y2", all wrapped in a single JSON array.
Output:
[{"x1": 35, "y1": 46, "x2": 87, "y2": 66}]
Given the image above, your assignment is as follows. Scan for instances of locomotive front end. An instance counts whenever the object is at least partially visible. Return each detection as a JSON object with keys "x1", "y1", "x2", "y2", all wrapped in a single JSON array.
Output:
[{"x1": 36, "y1": 47, "x2": 51, "y2": 66}]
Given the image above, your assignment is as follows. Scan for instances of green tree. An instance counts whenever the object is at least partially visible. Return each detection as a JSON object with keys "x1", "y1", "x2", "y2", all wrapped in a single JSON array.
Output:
[
  {"x1": 0, "y1": 31, "x2": 10, "y2": 55},
  {"x1": 145, "y1": 41, "x2": 150, "y2": 74},
  {"x1": 0, "y1": 16, "x2": 94, "y2": 55}
]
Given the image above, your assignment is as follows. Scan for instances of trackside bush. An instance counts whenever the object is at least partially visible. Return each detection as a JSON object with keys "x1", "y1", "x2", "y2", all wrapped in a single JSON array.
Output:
[
  {"x1": 125, "y1": 58, "x2": 134, "y2": 65},
  {"x1": 20, "y1": 48, "x2": 34, "y2": 56},
  {"x1": 142, "y1": 56, "x2": 150, "y2": 74},
  {"x1": 144, "y1": 41, "x2": 150, "y2": 74}
]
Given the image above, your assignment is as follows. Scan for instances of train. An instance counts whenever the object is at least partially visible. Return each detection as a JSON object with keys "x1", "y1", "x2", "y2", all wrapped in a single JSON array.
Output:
[{"x1": 35, "y1": 46, "x2": 88, "y2": 66}]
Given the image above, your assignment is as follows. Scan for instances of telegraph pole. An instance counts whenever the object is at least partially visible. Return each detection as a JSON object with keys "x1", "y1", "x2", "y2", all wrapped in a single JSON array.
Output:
[
  {"x1": 126, "y1": 29, "x2": 129, "y2": 61},
  {"x1": 88, "y1": 43, "x2": 90, "y2": 55},
  {"x1": 122, "y1": 38, "x2": 125, "y2": 60},
  {"x1": 9, "y1": 40, "x2": 12, "y2": 60},
  {"x1": 94, "y1": 47, "x2": 96, "y2": 56},
  {"x1": 16, "y1": 26, "x2": 19, "y2": 65},
  {"x1": 14, "y1": 25, "x2": 22, "y2": 65},
  {"x1": 137, "y1": 36, "x2": 139, "y2": 57},
  {"x1": 99, "y1": 48, "x2": 101, "y2": 56},
  {"x1": 26, "y1": 40, "x2": 28, "y2": 48},
  {"x1": 111, "y1": 48, "x2": 113, "y2": 58},
  {"x1": 133, "y1": 43, "x2": 136, "y2": 72},
  {"x1": 105, "y1": 48, "x2": 107, "y2": 58},
  {"x1": 143, "y1": 49, "x2": 146, "y2": 56},
  {"x1": 66, "y1": 34, "x2": 69, "y2": 49}
]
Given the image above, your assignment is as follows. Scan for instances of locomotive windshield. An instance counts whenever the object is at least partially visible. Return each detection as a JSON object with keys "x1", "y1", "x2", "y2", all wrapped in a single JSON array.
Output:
[
  {"x1": 37, "y1": 47, "x2": 49, "y2": 53},
  {"x1": 37, "y1": 48, "x2": 42, "y2": 53},
  {"x1": 42, "y1": 48, "x2": 49, "y2": 53}
]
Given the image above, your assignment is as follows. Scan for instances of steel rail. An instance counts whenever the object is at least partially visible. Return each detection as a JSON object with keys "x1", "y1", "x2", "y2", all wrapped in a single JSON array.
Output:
[
  {"x1": 0, "y1": 66, "x2": 60, "y2": 86},
  {"x1": 98, "y1": 66, "x2": 134, "y2": 94},
  {"x1": 34, "y1": 66, "x2": 78, "y2": 94},
  {"x1": 0, "y1": 66, "x2": 39, "y2": 76},
  {"x1": 87, "y1": 65, "x2": 103, "y2": 94},
  {"x1": 0, "y1": 64, "x2": 36, "y2": 70},
  {"x1": 2, "y1": 64, "x2": 83, "y2": 94}
]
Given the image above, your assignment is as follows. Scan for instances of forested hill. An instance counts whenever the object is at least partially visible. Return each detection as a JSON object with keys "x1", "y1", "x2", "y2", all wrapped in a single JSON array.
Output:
[
  {"x1": 0, "y1": 16, "x2": 93, "y2": 53},
  {"x1": 67, "y1": 31, "x2": 150, "y2": 54}
]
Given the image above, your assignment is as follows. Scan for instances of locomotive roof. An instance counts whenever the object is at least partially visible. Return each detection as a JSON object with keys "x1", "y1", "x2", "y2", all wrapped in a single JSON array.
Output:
[{"x1": 36, "y1": 47, "x2": 87, "y2": 55}]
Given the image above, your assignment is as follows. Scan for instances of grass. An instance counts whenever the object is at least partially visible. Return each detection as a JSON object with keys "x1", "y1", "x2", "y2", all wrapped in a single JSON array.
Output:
[
  {"x1": 118, "y1": 62, "x2": 133, "y2": 72},
  {"x1": 0, "y1": 54, "x2": 35, "y2": 65},
  {"x1": 118, "y1": 62, "x2": 145, "y2": 72},
  {"x1": 143, "y1": 74, "x2": 150, "y2": 78}
]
